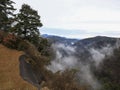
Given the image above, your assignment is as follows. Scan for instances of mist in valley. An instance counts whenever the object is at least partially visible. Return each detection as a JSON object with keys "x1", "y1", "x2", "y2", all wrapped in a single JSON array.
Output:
[{"x1": 47, "y1": 39, "x2": 120, "y2": 90}]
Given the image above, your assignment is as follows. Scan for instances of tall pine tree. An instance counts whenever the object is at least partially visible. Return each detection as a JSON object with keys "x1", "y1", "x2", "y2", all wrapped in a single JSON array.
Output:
[
  {"x1": 15, "y1": 4, "x2": 42, "y2": 43},
  {"x1": 0, "y1": 0, "x2": 16, "y2": 31}
]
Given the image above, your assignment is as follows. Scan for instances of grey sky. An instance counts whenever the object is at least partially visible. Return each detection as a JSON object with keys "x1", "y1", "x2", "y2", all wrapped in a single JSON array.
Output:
[{"x1": 12, "y1": 0, "x2": 120, "y2": 38}]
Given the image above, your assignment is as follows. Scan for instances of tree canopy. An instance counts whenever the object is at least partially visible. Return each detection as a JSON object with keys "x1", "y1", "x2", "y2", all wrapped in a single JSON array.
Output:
[
  {"x1": 14, "y1": 4, "x2": 43, "y2": 41},
  {"x1": 0, "y1": 0, "x2": 16, "y2": 31}
]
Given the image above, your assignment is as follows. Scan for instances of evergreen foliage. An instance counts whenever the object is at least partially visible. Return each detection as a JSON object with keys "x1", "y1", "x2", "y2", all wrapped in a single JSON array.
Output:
[
  {"x1": 0, "y1": 0, "x2": 16, "y2": 31},
  {"x1": 94, "y1": 47, "x2": 120, "y2": 90},
  {"x1": 14, "y1": 4, "x2": 42, "y2": 43}
]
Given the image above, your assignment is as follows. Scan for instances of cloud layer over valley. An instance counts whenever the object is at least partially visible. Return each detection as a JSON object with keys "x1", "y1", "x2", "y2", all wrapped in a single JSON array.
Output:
[{"x1": 46, "y1": 38, "x2": 120, "y2": 90}]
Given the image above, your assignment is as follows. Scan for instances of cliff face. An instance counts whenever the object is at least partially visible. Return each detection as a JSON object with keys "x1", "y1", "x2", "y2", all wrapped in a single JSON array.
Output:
[{"x1": 0, "y1": 44, "x2": 37, "y2": 90}]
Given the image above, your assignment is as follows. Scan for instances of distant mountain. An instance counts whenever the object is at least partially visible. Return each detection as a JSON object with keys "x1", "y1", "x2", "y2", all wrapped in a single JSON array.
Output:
[
  {"x1": 42, "y1": 34, "x2": 119, "y2": 49},
  {"x1": 74, "y1": 36, "x2": 118, "y2": 49},
  {"x1": 42, "y1": 34, "x2": 79, "y2": 45},
  {"x1": 42, "y1": 34, "x2": 120, "y2": 62},
  {"x1": 42, "y1": 34, "x2": 120, "y2": 89},
  {"x1": 75, "y1": 36, "x2": 120, "y2": 62}
]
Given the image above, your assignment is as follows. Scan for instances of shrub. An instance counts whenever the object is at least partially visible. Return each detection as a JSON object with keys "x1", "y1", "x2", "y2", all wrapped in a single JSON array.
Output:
[
  {"x1": 0, "y1": 30, "x2": 6, "y2": 43},
  {"x1": 38, "y1": 38, "x2": 51, "y2": 56},
  {"x1": 47, "y1": 70, "x2": 88, "y2": 90},
  {"x1": 3, "y1": 34, "x2": 20, "y2": 49}
]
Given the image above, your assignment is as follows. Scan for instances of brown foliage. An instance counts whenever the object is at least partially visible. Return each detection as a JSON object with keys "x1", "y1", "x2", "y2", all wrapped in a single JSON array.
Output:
[
  {"x1": 20, "y1": 40, "x2": 88, "y2": 90},
  {"x1": 0, "y1": 30, "x2": 6, "y2": 43},
  {"x1": 45, "y1": 70, "x2": 88, "y2": 90},
  {"x1": 1, "y1": 32, "x2": 21, "y2": 49}
]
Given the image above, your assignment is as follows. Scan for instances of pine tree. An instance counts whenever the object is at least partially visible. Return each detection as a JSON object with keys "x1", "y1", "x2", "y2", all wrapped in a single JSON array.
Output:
[
  {"x1": 0, "y1": 0, "x2": 16, "y2": 31},
  {"x1": 15, "y1": 4, "x2": 43, "y2": 42}
]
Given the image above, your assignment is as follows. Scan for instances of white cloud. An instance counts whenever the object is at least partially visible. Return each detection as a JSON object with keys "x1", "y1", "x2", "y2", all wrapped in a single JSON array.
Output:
[{"x1": 12, "y1": 0, "x2": 120, "y2": 38}]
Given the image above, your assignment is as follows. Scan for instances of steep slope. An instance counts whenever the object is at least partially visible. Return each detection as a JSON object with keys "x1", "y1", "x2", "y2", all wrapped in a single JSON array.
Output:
[
  {"x1": 0, "y1": 44, "x2": 37, "y2": 90},
  {"x1": 94, "y1": 47, "x2": 120, "y2": 90},
  {"x1": 45, "y1": 35, "x2": 120, "y2": 90}
]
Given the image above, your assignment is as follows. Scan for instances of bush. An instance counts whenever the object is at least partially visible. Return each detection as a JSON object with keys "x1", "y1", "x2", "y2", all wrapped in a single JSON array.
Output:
[
  {"x1": 47, "y1": 70, "x2": 88, "y2": 90},
  {"x1": 0, "y1": 30, "x2": 6, "y2": 43},
  {"x1": 3, "y1": 34, "x2": 20, "y2": 49},
  {"x1": 38, "y1": 38, "x2": 51, "y2": 56}
]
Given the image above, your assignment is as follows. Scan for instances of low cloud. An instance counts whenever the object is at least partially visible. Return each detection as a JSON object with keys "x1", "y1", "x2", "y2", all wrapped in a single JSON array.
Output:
[
  {"x1": 89, "y1": 44, "x2": 113, "y2": 67},
  {"x1": 41, "y1": 28, "x2": 120, "y2": 39},
  {"x1": 78, "y1": 64, "x2": 101, "y2": 90},
  {"x1": 47, "y1": 44, "x2": 77, "y2": 73},
  {"x1": 47, "y1": 40, "x2": 120, "y2": 90}
]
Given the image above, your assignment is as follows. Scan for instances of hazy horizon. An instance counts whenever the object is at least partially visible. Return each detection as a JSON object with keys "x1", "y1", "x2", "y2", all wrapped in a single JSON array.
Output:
[{"x1": 12, "y1": 0, "x2": 120, "y2": 39}]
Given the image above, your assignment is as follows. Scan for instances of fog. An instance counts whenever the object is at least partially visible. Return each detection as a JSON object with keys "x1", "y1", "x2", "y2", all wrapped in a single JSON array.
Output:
[
  {"x1": 89, "y1": 44, "x2": 113, "y2": 67},
  {"x1": 46, "y1": 40, "x2": 120, "y2": 90},
  {"x1": 47, "y1": 44, "x2": 78, "y2": 73}
]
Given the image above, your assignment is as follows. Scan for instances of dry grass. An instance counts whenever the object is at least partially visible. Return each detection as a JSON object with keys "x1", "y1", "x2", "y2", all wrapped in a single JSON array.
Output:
[
  {"x1": 0, "y1": 44, "x2": 37, "y2": 90},
  {"x1": 0, "y1": 41, "x2": 88, "y2": 90}
]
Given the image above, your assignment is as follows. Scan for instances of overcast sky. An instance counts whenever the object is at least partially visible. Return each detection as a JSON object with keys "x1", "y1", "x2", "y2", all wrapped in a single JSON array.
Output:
[{"x1": 12, "y1": 0, "x2": 120, "y2": 39}]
